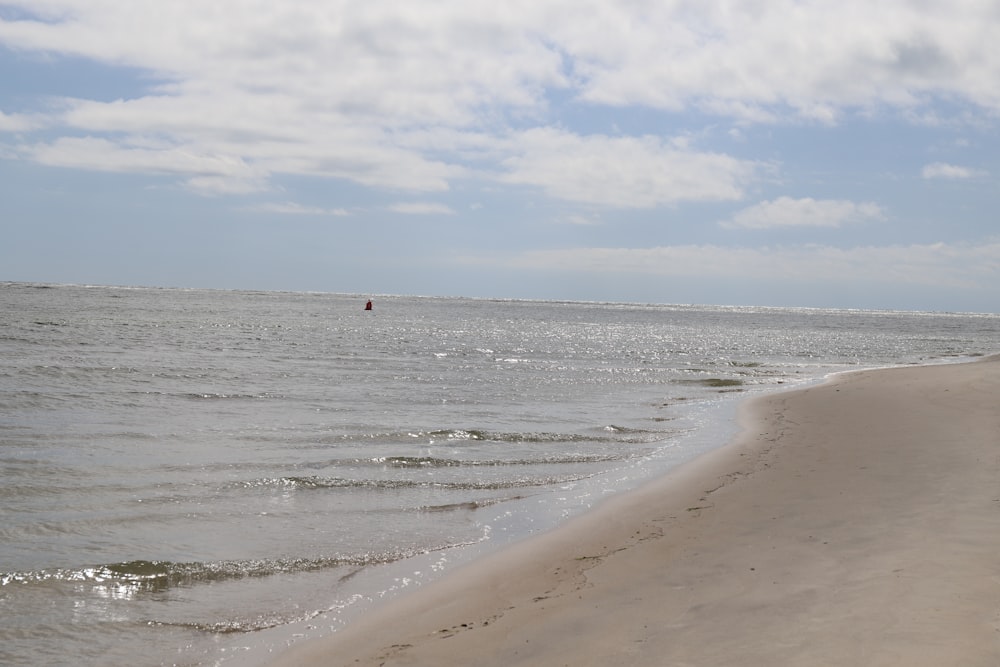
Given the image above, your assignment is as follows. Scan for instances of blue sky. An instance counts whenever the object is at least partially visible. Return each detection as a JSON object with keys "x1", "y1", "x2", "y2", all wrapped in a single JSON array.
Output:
[{"x1": 1, "y1": 1, "x2": 998, "y2": 312}]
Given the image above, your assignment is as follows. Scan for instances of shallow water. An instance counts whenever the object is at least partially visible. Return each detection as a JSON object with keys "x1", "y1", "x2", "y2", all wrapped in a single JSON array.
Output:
[{"x1": 1, "y1": 283, "x2": 996, "y2": 666}]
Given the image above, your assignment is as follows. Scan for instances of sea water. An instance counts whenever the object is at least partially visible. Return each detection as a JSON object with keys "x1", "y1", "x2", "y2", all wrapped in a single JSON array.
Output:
[{"x1": 1, "y1": 282, "x2": 996, "y2": 666}]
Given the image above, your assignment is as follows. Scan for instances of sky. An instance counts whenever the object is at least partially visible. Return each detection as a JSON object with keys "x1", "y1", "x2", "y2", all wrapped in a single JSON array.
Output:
[{"x1": 1, "y1": 1, "x2": 999, "y2": 312}]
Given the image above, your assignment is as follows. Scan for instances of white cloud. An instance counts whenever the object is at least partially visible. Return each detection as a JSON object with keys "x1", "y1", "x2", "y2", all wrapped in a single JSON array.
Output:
[
  {"x1": 23, "y1": 136, "x2": 270, "y2": 194},
  {"x1": 0, "y1": 110, "x2": 42, "y2": 132},
  {"x1": 53, "y1": 96, "x2": 460, "y2": 192},
  {"x1": 555, "y1": 1, "x2": 1000, "y2": 120},
  {"x1": 0, "y1": 1, "x2": 567, "y2": 128},
  {"x1": 560, "y1": 213, "x2": 602, "y2": 226},
  {"x1": 495, "y1": 240, "x2": 1000, "y2": 290},
  {"x1": 921, "y1": 162, "x2": 986, "y2": 179},
  {"x1": 248, "y1": 202, "x2": 349, "y2": 216},
  {"x1": 501, "y1": 128, "x2": 759, "y2": 208},
  {"x1": 721, "y1": 197, "x2": 886, "y2": 230},
  {"x1": 389, "y1": 202, "x2": 456, "y2": 215},
  {"x1": 1, "y1": 0, "x2": 1000, "y2": 200}
]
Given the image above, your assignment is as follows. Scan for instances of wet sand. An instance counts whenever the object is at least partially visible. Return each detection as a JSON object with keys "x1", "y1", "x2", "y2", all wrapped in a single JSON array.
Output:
[{"x1": 266, "y1": 356, "x2": 1000, "y2": 666}]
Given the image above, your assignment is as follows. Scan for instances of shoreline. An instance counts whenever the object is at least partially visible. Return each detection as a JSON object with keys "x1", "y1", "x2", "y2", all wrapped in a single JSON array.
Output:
[{"x1": 264, "y1": 356, "x2": 1000, "y2": 666}]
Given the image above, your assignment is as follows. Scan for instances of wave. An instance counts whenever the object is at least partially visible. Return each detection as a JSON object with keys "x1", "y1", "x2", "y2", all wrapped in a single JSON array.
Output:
[
  {"x1": 238, "y1": 472, "x2": 594, "y2": 492},
  {"x1": 179, "y1": 391, "x2": 277, "y2": 400},
  {"x1": 363, "y1": 452, "x2": 631, "y2": 468},
  {"x1": 419, "y1": 495, "x2": 522, "y2": 513},
  {"x1": 420, "y1": 428, "x2": 616, "y2": 443},
  {"x1": 151, "y1": 610, "x2": 324, "y2": 634},
  {"x1": 289, "y1": 427, "x2": 668, "y2": 448},
  {"x1": 674, "y1": 377, "x2": 746, "y2": 388},
  {"x1": 1, "y1": 551, "x2": 413, "y2": 592}
]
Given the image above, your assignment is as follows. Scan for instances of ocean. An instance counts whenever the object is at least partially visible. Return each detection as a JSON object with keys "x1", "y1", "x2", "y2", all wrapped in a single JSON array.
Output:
[{"x1": 1, "y1": 282, "x2": 996, "y2": 666}]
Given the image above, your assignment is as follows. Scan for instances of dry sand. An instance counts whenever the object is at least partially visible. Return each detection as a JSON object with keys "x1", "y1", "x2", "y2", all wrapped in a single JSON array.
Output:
[{"x1": 267, "y1": 356, "x2": 1000, "y2": 666}]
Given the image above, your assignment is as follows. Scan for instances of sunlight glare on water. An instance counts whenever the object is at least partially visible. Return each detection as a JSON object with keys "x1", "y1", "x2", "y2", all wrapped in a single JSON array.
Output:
[{"x1": 1, "y1": 283, "x2": 996, "y2": 666}]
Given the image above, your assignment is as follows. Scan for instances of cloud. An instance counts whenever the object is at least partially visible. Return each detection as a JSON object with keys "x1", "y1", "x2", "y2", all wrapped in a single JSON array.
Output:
[
  {"x1": 721, "y1": 197, "x2": 886, "y2": 230},
  {"x1": 0, "y1": 110, "x2": 43, "y2": 132},
  {"x1": 388, "y1": 202, "x2": 456, "y2": 215},
  {"x1": 560, "y1": 213, "x2": 602, "y2": 226},
  {"x1": 2, "y1": 0, "x2": 1000, "y2": 201},
  {"x1": 921, "y1": 162, "x2": 986, "y2": 179},
  {"x1": 21, "y1": 136, "x2": 270, "y2": 194},
  {"x1": 248, "y1": 202, "x2": 349, "y2": 216},
  {"x1": 501, "y1": 128, "x2": 759, "y2": 208},
  {"x1": 0, "y1": 2, "x2": 566, "y2": 128},
  {"x1": 52, "y1": 96, "x2": 460, "y2": 192},
  {"x1": 557, "y1": 1, "x2": 1000, "y2": 120},
  {"x1": 493, "y1": 240, "x2": 1000, "y2": 290}
]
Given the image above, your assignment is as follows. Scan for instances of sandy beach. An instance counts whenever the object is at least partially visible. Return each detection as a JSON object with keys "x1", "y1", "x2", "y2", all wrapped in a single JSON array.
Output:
[{"x1": 266, "y1": 356, "x2": 1000, "y2": 667}]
